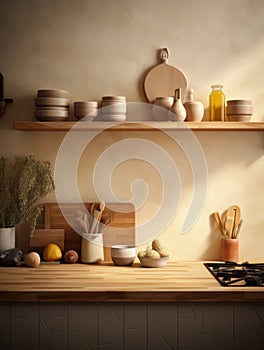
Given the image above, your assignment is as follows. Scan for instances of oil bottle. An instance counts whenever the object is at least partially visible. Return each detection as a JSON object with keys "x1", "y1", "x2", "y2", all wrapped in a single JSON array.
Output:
[{"x1": 209, "y1": 84, "x2": 226, "y2": 121}]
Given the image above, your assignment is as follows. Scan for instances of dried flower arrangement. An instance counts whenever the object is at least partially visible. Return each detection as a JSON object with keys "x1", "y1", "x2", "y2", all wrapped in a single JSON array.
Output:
[{"x1": 0, "y1": 155, "x2": 55, "y2": 236}]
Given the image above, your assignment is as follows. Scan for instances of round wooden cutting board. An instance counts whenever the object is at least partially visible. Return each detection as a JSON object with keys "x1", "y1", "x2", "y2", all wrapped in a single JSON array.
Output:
[{"x1": 144, "y1": 48, "x2": 188, "y2": 103}]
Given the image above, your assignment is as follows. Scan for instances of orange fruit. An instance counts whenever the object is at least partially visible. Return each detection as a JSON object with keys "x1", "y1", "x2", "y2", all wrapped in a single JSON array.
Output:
[{"x1": 42, "y1": 243, "x2": 62, "y2": 262}]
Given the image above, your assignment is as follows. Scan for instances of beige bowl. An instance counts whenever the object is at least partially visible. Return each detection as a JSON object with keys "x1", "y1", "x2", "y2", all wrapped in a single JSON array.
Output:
[
  {"x1": 35, "y1": 97, "x2": 70, "y2": 107},
  {"x1": 226, "y1": 104, "x2": 253, "y2": 115},
  {"x1": 37, "y1": 89, "x2": 70, "y2": 99},
  {"x1": 74, "y1": 101, "x2": 98, "y2": 108},
  {"x1": 101, "y1": 114, "x2": 126, "y2": 122},
  {"x1": 35, "y1": 106, "x2": 68, "y2": 111},
  {"x1": 153, "y1": 97, "x2": 174, "y2": 109},
  {"x1": 227, "y1": 115, "x2": 252, "y2": 122},
  {"x1": 111, "y1": 245, "x2": 136, "y2": 266},
  {"x1": 227, "y1": 99, "x2": 252, "y2": 105},
  {"x1": 102, "y1": 96, "x2": 126, "y2": 101},
  {"x1": 139, "y1": 256, "x2": 169, "y2": 268},
  {"x1": 74, "y1": 101, "x2": 98, "y2": 120},
  {"x1": 35, "y1": 109, "x2": 69, "y2": 121}
]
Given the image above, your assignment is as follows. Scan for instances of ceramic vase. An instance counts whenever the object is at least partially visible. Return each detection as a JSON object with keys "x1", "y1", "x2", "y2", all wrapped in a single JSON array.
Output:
[
  {"x1": 0, "y1": 227, "x2": 15, "y2": 252},
  {"x1": 81, "y1": 233, "x2": 104, "y2": 263},
  {"x1": 169, "y1": 88, "x2": 186, "y2": 121},
  {"x1": 220, "y1": 238, "x2": 239, "y2": 262}
]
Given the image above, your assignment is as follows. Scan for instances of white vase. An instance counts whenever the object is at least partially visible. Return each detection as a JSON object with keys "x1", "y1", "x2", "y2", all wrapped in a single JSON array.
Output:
[
  {"x1": 0, "y1": 227, "x2": 15, "y2": 252},
  {"x1": 81, "y1": 233, "x2": 104, "y2": 263}
]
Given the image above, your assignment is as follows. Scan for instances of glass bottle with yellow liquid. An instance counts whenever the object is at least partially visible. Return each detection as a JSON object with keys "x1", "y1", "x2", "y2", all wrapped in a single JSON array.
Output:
[{"x1": 209, "y1": 84, "x2": 226, "y2": 121}]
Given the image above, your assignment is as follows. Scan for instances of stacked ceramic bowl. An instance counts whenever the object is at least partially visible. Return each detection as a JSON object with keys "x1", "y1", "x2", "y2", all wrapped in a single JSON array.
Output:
[
  {"x1": 74, "y1": 101, "x2": 98, "y2": 120},
  {"x1": 100, "y1": 96, "x2": 127, "y2": 121},
  {"x1": 35, "y1": 89, "x2": 70, "y2": 121},
  {"x1": 226, "y1": 100, "x2": 253, "y2": 121}
]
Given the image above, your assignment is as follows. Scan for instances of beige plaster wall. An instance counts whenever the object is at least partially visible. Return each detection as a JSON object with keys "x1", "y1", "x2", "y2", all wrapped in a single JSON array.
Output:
[{"x1": 0, "y1": 0, "x2": 263, "y2": 260}]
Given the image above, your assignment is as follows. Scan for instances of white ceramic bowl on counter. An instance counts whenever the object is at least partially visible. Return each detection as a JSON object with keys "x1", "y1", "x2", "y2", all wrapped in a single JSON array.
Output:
[
  {"x1": 111, "y1": 245, "x2": 136, "y2": 266},
  {"x1": 138, "y1": 256, "x2": 169, "y2": 268}
]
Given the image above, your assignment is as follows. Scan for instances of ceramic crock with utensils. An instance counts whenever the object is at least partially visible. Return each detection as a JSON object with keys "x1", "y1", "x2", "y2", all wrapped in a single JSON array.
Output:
[{"x1": 213, "y1": 205, "x2": 243, "y2": 262}]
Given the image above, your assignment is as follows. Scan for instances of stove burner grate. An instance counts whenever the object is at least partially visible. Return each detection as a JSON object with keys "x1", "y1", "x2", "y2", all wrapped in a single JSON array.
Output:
[{"x1": 204, "y1": 262, "x2": 264, "y2": 286}]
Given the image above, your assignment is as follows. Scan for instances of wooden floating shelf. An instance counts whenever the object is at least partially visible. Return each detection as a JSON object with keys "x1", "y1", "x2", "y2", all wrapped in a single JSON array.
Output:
[{"x1": 13, "y1": 121, "x2": 264, "y2": 132}]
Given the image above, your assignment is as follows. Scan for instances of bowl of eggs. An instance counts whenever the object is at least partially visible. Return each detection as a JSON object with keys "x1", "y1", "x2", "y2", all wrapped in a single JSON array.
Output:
[{"x1": 137, "y1": 239, "x2": 169, "y2": 268}]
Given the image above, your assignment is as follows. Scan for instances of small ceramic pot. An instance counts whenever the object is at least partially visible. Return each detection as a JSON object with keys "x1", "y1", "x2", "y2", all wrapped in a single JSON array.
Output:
[
  {"x1": 81, "y1": 233, "x2": 104, "y2": 263},
  {"x1": 184, "y1": 101, "x2": 204, "y2": 121},
  {"x1": 111, "y1": 245, "x2": 136, "y2": 266},
  {"x1": 220, "y1": 238, "x2": 239, "y2": 262},
  {"x1": 152, "y1": 97, "x2": 173, "y2": 121},
  {"x1": 0, "y1": 227, "x2": 15, "y2": 252}
]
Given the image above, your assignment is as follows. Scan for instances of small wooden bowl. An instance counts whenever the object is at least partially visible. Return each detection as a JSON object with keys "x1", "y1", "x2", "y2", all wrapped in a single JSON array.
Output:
[
  {"x1": 101, "y1": 114, "x2": 126, "y2": 122},
  {"x1": 37, "y1": 89, "x2": 70, "y2": 99},
  {"x1": 138, "y1": 256, "x2": 169, "y2": 268},
  {"x1": 227, "y1": 115, "x2": 252, "y2": 122},
  {"x1": 35, "y1": 97, "x2": 70, "y2": 107},
  {"x1": 227, "y1": 99, "x2": 252, "y2": 105},
  {"x1": 35, "y1": 109, "x2": 69, "y2": 121},
  {"x1": 226, "y1": 104, "x2": 253, "y2": 115},
  {"x1": 102, "y1": 96, "x2": 126, "y2": 101}
]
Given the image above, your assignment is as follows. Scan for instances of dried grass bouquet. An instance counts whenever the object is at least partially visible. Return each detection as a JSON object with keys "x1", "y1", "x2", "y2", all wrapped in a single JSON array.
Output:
[{"x1": 0, "y1": 155, "x2": 55, "y2": 236}]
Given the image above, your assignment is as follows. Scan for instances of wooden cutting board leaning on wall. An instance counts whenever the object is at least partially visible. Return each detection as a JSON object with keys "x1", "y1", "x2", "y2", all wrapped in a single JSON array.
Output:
[
  {"x1": 144, "y1": 48, "x2": 188, "y2": 103},
  {"x1": 30, "y1": 202, "x2": 135, "y2": 262}
]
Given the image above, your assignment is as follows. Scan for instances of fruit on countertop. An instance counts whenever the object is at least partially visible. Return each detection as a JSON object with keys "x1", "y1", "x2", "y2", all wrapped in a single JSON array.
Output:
[
  {"x1": 64, "y1": 250, "x2": 79, "y2": 264},
  {"x1": 42, "y1": 243, "x2": 62, "y2": 262},
  {"x1": 23, "y1": 252, "x2": 40, "y2": 267}
]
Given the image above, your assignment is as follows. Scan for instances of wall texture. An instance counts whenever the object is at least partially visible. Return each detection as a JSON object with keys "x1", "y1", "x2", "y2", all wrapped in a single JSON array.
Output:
[{"x1": 0, "y1": 0, "x2": 263, "y2": 260}]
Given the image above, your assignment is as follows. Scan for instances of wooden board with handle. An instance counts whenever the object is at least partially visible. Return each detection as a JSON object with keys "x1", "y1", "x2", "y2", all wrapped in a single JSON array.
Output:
[
  {"x1": 144, "y1": 48, "x2": 188, "y2": 103},
  {"x1": 32, "y1": 202, "x2": 135, "y2": 262}
]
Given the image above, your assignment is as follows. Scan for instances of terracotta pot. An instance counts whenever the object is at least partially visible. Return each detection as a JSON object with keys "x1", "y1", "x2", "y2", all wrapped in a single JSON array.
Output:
[
  {"x1": 0, "y1": 227, "x2": 15, "y2": 252},
  {"x1": 220, "y1": 238, "x2": 239, "y2": 262}
]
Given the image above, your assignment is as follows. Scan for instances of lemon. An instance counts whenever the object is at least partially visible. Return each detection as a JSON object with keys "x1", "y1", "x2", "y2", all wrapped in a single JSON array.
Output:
[{"x1": 43, "y1": 243, "x2": 62, "y2": 261}]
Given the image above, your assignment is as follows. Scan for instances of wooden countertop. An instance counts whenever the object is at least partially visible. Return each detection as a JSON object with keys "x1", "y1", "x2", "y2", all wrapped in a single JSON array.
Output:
[{"x1": 0, "y1": 261, "x2": 263, "y2": 303}]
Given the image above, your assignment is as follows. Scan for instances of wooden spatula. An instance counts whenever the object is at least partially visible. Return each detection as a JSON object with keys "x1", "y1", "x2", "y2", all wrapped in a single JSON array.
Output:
[
  {"x1": 224, "y1": 206, "x2": 236, "y2": 239},
  {"x1": 230, "y1": 205, "x2": 241, "y2": 238}
]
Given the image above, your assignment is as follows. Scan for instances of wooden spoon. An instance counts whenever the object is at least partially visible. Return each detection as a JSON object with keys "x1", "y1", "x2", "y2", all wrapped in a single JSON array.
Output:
[
  {"x1": 230, "y1": 205, "x2": 241, "y2": 238},
  {"x1": 213, "y1": 212, "x2": 225, "y2": 237},
  {"x1": 224, "y1": 206, "x2": 236, "y2": 239},
  {"x1": 89, "y1": 209, "x2": 101, "y2": 234}
]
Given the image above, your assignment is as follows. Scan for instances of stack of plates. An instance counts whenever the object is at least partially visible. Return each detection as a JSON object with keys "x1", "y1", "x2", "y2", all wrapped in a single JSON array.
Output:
[
  {"x1": 35, "y1": 89, "x2": 70, "y2": 121},
  {"x1": 100, "y1": 96, "x2": 126, "y2": 121},
  {"x1": 226, "y1": 100, "x2": 253, "y2": 121}
]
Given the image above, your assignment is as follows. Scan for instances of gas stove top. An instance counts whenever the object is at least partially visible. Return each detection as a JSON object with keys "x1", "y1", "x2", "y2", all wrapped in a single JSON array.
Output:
[{"x1": 204, "y1": 262, "x2": 264, "y2": 286}]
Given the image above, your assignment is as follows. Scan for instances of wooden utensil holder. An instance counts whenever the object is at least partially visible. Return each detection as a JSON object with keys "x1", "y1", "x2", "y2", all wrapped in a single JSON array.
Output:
[{"x1": 220, "y1": 238, "x2": 239, "y2": 262}]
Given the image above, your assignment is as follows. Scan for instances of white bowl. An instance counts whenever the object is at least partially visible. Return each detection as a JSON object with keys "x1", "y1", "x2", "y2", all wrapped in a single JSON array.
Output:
[
  {"x1": 138, "y1": 256, "x2": 169, "y2": 268},
  {"x1": 111, "y1": 245, "x2": 136, "y2": 266}
]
